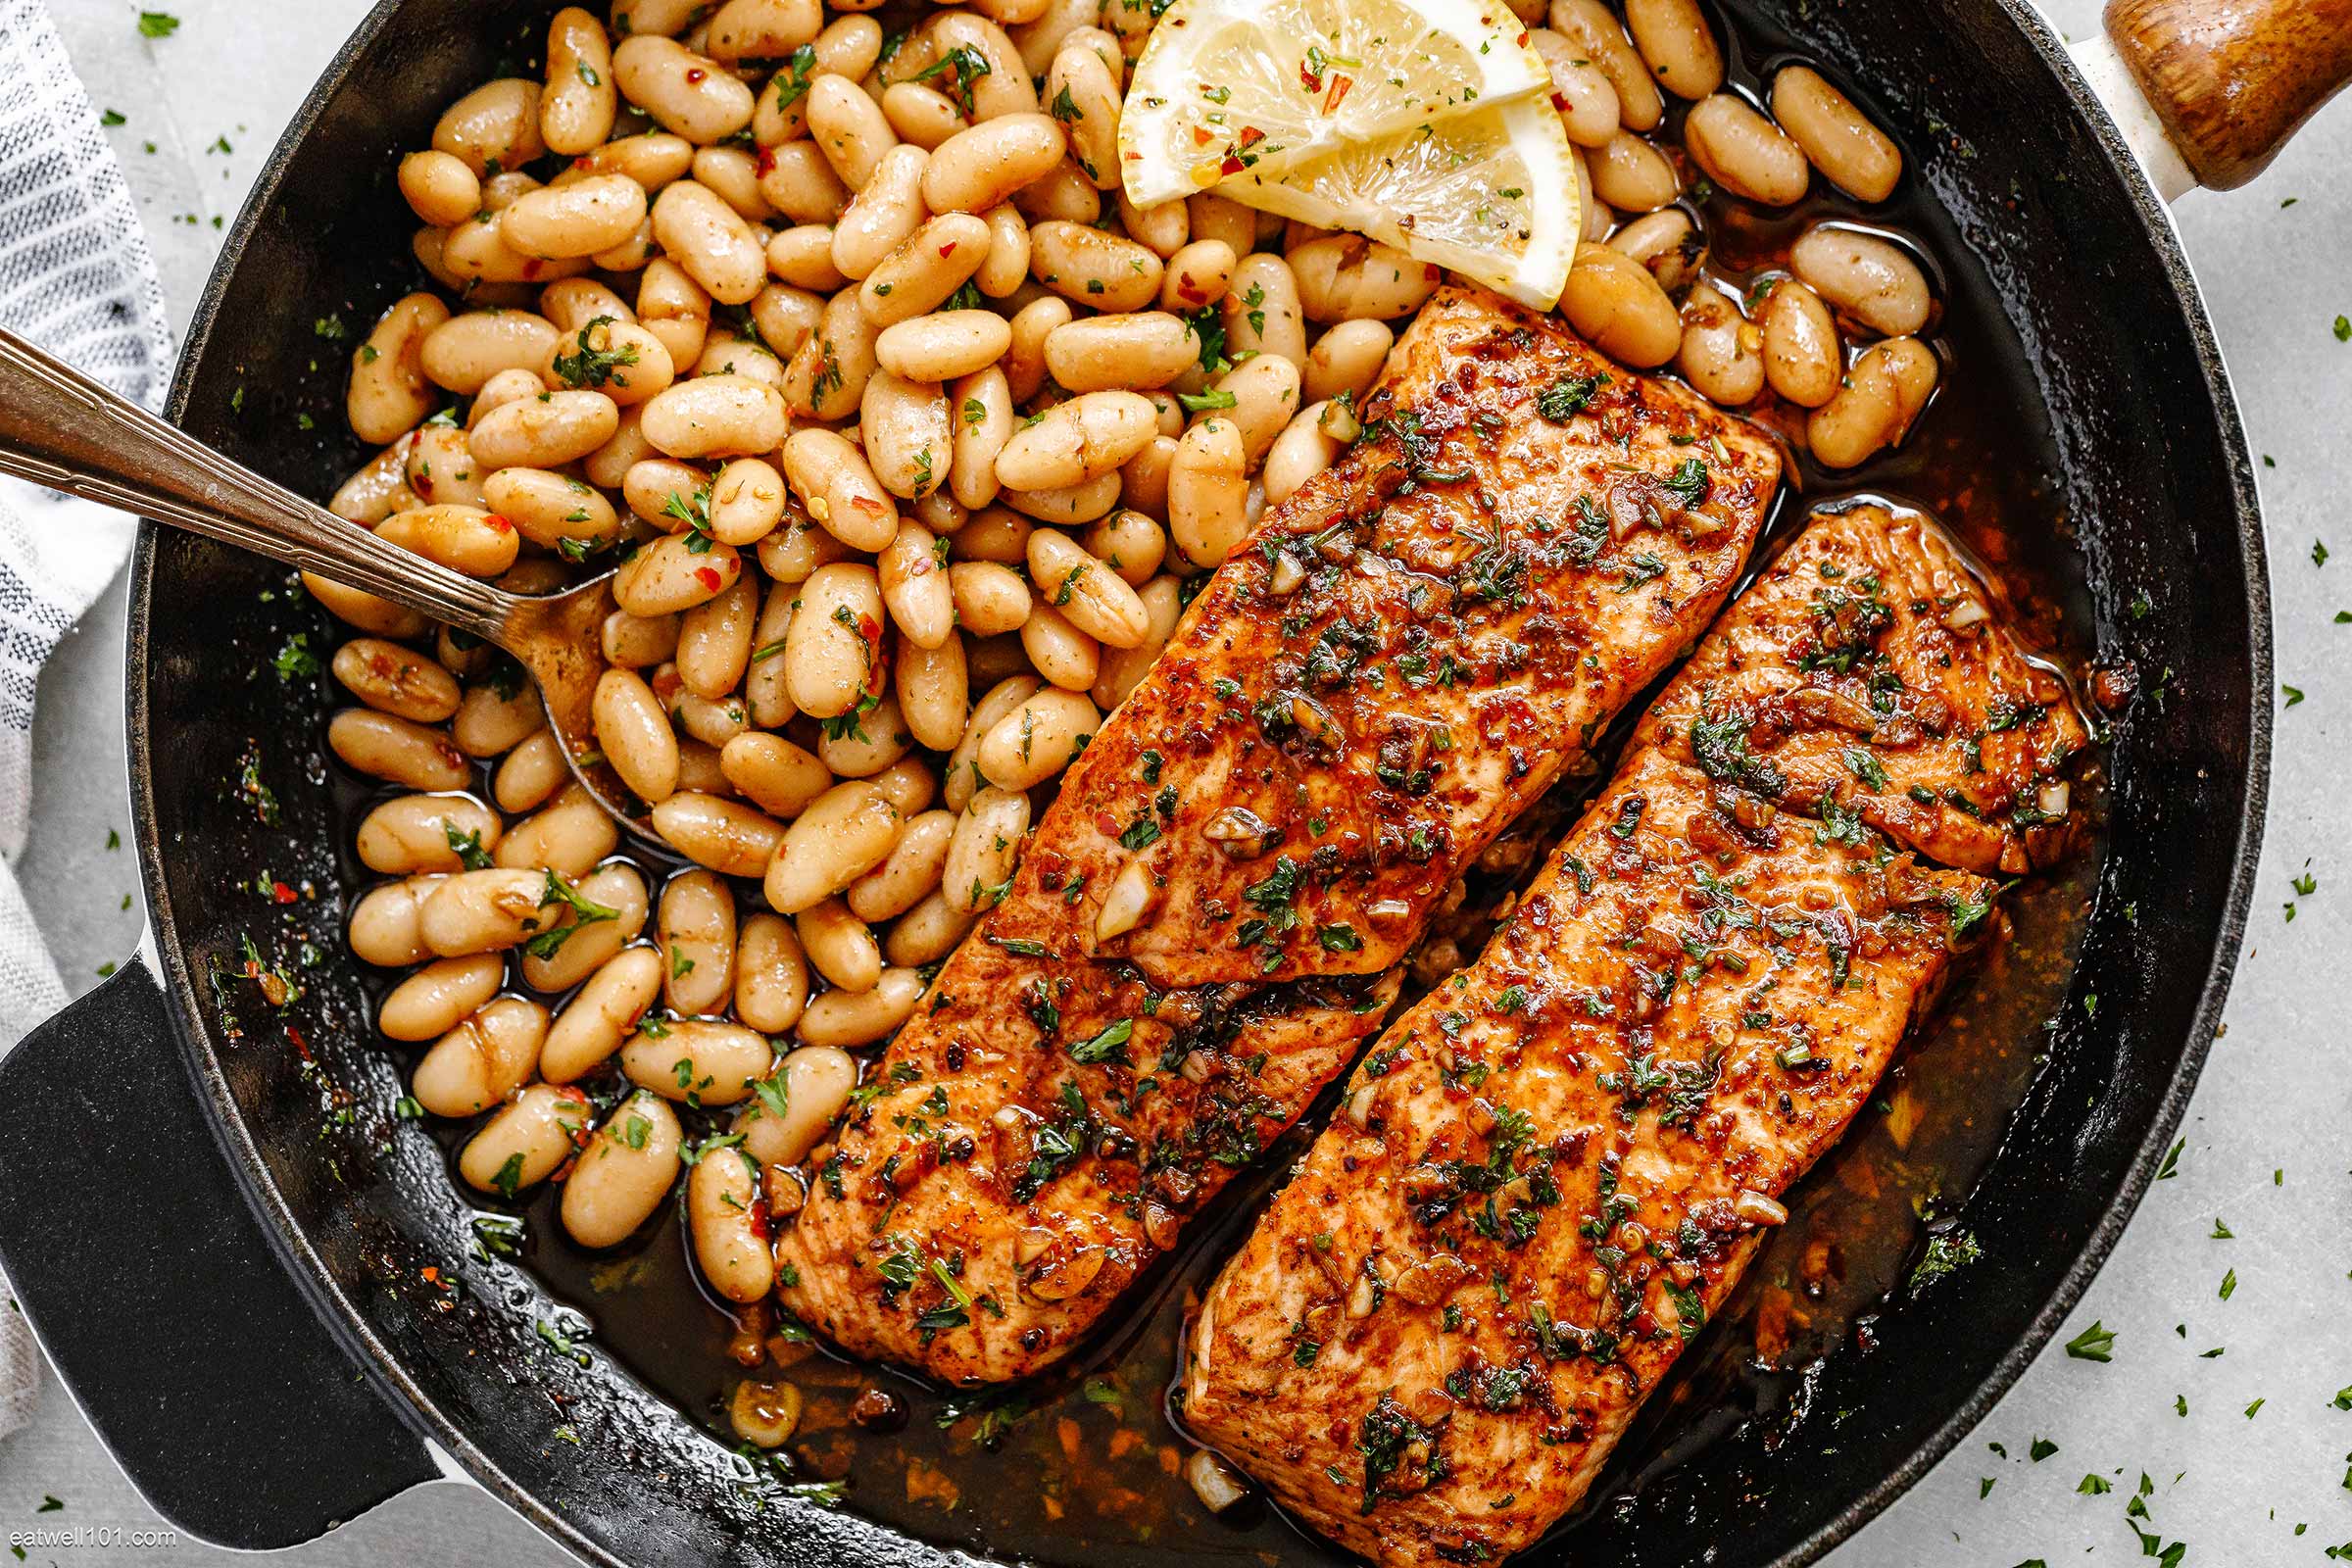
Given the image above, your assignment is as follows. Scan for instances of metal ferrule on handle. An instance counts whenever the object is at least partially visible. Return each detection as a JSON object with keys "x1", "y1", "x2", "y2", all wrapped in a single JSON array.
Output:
[{"x1": 0, "y1": 323, "x2": 510, "y2": 640}]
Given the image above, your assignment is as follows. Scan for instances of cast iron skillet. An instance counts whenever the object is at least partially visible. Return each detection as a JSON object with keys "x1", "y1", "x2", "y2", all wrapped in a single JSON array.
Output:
[{"x1": 0, "y1": 0, "x2": 2303, "y2": 1561}]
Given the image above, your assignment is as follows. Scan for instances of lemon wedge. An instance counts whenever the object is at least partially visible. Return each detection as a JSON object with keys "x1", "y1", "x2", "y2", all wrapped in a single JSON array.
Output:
[
  {"x1": 1116, "y1": 0, "x2": 1550, "y2": 209},
  {"x1": 1216, "y1": 92, "x2": 1579, "y2": 309}
]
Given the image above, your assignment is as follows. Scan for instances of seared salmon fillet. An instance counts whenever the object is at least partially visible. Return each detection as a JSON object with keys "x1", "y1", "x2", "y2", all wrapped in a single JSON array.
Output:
[
  {"x1": 771, "y1": 287, "x2": 1782, "y2": 1384},
  {"x1": 1180, "y1": 509, "x2": 2023, "y2": 1567},
  {"x1": 1634, "y1": 503, "x2": 2088, "y2": 875}
]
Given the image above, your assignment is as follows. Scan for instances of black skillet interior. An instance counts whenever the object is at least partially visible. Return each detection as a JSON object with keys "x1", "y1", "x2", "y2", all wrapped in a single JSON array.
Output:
[{"x1": 129, "y1": 0, "x2": 2265, "y2": 1562}]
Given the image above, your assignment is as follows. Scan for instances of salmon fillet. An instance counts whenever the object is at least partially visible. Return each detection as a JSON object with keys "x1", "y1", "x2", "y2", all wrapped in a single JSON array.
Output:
[
  {"x1": 770, "y1": 287, "x2": 1783, "y2": 1384},
  {"x1": 1179, "y1": 507, "x2": 2045, "y2": 1566}
]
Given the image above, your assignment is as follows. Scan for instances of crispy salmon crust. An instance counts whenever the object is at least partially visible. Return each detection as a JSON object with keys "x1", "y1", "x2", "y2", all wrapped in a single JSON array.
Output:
[{"x1": 771, "y1": 288, "x2": 1782, "y2": 1384}]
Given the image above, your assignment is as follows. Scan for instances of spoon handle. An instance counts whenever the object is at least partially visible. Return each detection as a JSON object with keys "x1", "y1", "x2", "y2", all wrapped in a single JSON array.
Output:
[{"x1": 0, "y1": 324, "x2": 512, "y2": 640}]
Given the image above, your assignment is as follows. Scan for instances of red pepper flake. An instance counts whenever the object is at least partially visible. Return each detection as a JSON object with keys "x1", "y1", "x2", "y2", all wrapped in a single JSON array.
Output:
[
  {"x1": 1236, "y1": 125, "x2": 1265, "y2": 149},
  {"x1": 1220, "y1": 154, "x2": 1246, "y2": 175},
  {"x1": 285, "y1": 1024, "x2": 313, "y2": 1060},
  {"x1": 1096, "y1": 810, "x2": 1119, "y2": 836},
  {"x1": 1299, "y1": 63, "x2": 1322, "y2": 92},
  {"x1": 1425, "y1": 265, "x2": 1442, "y2": 281},
  {"x1": 1192, "y1": 125, "x2": 1214, "y2": 146},
  {"x1": 756, "y1": 145, "x2": 777, "y2": 175},
  {"x1": 1551, "y1": 90, "x2": 1570, "y2": 111},
  {"x1": 485, "y1": 513, "x2": 514, "y2": 533},
  {"x1": 521, "y1": 259, "x2": 544, "y2": 280},
  {"x1": 1323, "y1": 74, "x2": 1352, "y2": 115},
  {"x1": 685, "y1": 67, "x2": 706, "y2": 83},
  {"x1": 271, "y1": 880, "x2": 297, "y2": 905},
  {"x1": 939, "y1": 240, "x2": 958, "y2": 257},
  {"x1": 1515, "y1": 28, "x2": 1528, "y2": 44},
  {"x1": 694, "y1": 565, "x2": 723, "y2": 592},
  {"x1": 572, "y1": 155, "x2": 592, "y2": 171}
]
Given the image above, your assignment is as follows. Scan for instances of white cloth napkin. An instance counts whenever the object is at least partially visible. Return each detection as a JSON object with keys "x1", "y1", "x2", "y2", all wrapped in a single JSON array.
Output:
[{"x1": 0, "y1": 0, "x2": 178, "y2": 1438}]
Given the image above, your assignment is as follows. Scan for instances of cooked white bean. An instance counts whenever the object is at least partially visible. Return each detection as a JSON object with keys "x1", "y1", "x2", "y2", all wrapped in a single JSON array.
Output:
[
  {"x1": 860, "y1": 370, "x2": 952, "y2": 502},
  {"x1": 1562, "y1": 241, "x2": 1680, "y2": 368},
  {"x1": 1790, "y1": 225, "x2": 1933, "y2": 337},
  {"x1": 379, "y1": 954, "x2": 505, "y2": 1042},
  {"x1": 778, "y1": 562, "x2": 884, "y2": 718},
  {"x1": 829, "y1": 144, "x2": 930, "y2": 281},
  {"x1": 1759, "y1": 277, "x2": 1843, "y2": 407},
  {"x1": 519, "y1": 863, "x2": 650, "y2": 992},
  {"x1": 398, "y1": 152, "x2": 482, "y2": 228},
  {"x1": 348, "y1": 294, "x2": 449, "y2": 445},
  {"x1": 350, "y1": 877, "x2": 441, "y2": 967},
  {"x1": 501, "y1": 173, "x2": 649, "y2": 259},
  {"x1": 733, "y1": 913, "x2": 813, "y2": 1034},
  {"x1": 356, "y1": 794, "x2": 502, "y2": 876},
  {"x1": 451, "y1": 678, "x2": 542, "y2": 758},
  {"x1": 1527, "y1": 30, "x2": 1621, "y2": 148},
  {"x1": 1624, "y1": 0, "x2": 1723, "y2": 99},
  {"x1": 1773, "y1": 65, "x2": 1902, "y2": 202},
  {"x1": 688, "y1": 1146, "x2": 773, "y2": 1302},
  {"x1": 764, "y1": 780, "x2": 902, "y2": 913},
  {"x1": 975, "y1": 684, "x2": 1098, "y2": 790},
  {"x1": 919, "y1": 113, "x2": 1064, "y2": 214},
  {"x1": 1807, "y1": 336, "x2": 1939, "y2": 468},
  {"x1": 734, "y1": 1043, "x2": 850, "y2": 1162},
  {"x1": 1028, "y1": 220, "x2": 1161, "y2": 312},
  {"x1": 540, "y1": 7, "x2": 617, "y2": 155},
  {"x1": 542, "y1": 945, "x2": 664, "y2": 1082},
  {"x1": 490, "y1": 730, "x2": 568, "y2": 816},
  {"x1": 612, "y1": 35, "x2": 755, "y2": 144},
  {"x1": 1092, "y1": 573, "x2": 1181, "y2": 710},
  {"x1": 1026, "y1": 526, "x2": 1148, "y2": 647},
  {"x1": 1588, "y1": 130, "x2": 1681, "y2": 214},
  {"x1": 845, "y1": 808, "x2": 953, "y2": 921},
  {"x1": 1262, "y1": 401, "x2": 1344, "y2": 505},
  {"x1": 562, "y1": 1092, "x2": 683, "y2": 1249},
  {"x1": 414, "y1": 996, "x2": 548, "y2": 1117},
  {"x1": 660, "y1": 870, "x2": 738, "y2": 1015},
  {"x1": 996, "y1": 391, "x2": 1158, "y2": 492},
  {"x1": 942, "y1": 786, "x2": 1029, "y2": 910},
  {"x1": 948, "y1": 366, "x2": 1014, "y2": 507},
  {"x1": 622, "y1": 1018, "x2": 772, "y2": 1103},
  {"x1": 652, "y1": 791, "x2": 789, "y2": 875},
  {"x1": 460, "y1": 1083, "x2": 591, "y2": 1194},
  {"x1": 594, "y1": 666, "x2": 682, "y2": 803},
  {"x1": 434, "y1": 77, "x2": 546, "y2": 174},
  {"x1": 1548, "y1": 0, "x2": 1662, "y2": 131},
  {"x1": 1289, "y1": 236, "x2": 1437, "y2": 323},
  {"x1": 795, "y1": 898, "x2": 881, "y2": 991},
  {"x1": 331, "y1": 638, "x2": 461, "y2": 722},
  {"x1": 1678, "y1": 284, "x2": 1765, "y2": 407},
  {"x1": 877, "y1": 309, "x2": 1010, "y2": 383},
  {"x1": 329, "y1": 709, "x2": 468, "y2": 790},
  {"x1": 1167, "y1": 416, "x2": 1249, "y2": 566},
  {"x1": 495, "y1": 786, "x2": 621, "y2": 877},
  {"x1": 795, "y1": 966, "x2": 923, "y2": 1048},
  {"x1": 946, "y1": 559, "x2": 1032, "y2": 637},
  {"x1": 1684, "y1": 93, "x2": 1809, "y2": 207}
]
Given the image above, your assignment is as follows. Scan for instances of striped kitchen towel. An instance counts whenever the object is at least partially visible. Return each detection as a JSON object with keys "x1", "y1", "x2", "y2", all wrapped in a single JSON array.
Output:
[{"x1": 0, "y1": 0, "x2": 177, "y2": 1438}]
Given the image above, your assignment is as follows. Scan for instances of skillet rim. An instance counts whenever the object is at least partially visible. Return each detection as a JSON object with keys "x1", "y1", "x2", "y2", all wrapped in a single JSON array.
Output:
[{"x1": 122, "y1": 0, "x2": 2274, "y2": 1561}]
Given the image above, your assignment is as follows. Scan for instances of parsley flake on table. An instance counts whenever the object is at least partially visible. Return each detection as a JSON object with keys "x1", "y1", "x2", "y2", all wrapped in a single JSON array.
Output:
[
  {"x1": 2064, "y1": 1320, "x2": 2117, "y2": 1361},
  {"x1": 135, "y1": 10, "x2": 178, "y2": 36}
]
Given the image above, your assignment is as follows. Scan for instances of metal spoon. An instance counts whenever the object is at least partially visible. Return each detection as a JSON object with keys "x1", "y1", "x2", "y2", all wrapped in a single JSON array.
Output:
[{"x1": 0, "y1": 323, "x2": 659, "y2": 845}]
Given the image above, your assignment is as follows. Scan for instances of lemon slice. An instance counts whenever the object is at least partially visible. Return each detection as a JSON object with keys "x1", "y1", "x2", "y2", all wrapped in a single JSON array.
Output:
[
  {"x1": 1116, "y1": 0, "x2": 1550, "y2": 209},
  {"x1": 1218, "y1": 92, "x2": 1579, "y2": 309}
]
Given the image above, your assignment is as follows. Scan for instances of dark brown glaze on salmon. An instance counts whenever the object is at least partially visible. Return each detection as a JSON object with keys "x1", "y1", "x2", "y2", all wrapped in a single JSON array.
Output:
[
  {"x1": 770, "y1": 288, "x2": 1783, "y2": 1385},
  {"x1": 1635, "y1": 502, "x2": 2089, "y2": 875},
  {"x1": 1179, "y1": 509, "x2": 2020, "y2": 1567}
]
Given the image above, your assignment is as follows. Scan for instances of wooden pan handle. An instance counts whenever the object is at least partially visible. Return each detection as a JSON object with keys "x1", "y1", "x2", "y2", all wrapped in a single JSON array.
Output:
[{"x1": 2105, "y1": 0, "x2": 2352, "y2": 189}]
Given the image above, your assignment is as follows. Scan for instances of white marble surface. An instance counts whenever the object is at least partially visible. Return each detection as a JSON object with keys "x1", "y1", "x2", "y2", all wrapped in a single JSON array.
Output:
[{"x1": 6, "y1": 0, "x2": 2348, "y2": 1562}]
